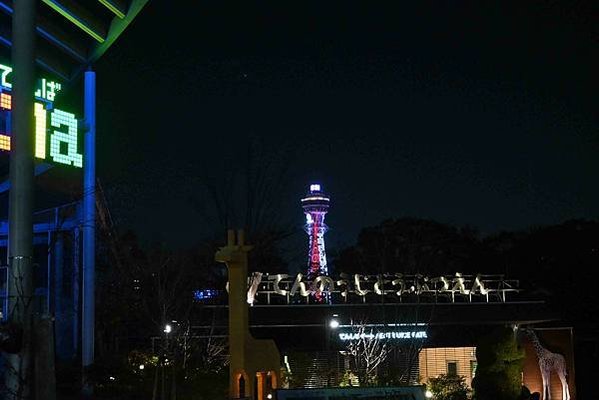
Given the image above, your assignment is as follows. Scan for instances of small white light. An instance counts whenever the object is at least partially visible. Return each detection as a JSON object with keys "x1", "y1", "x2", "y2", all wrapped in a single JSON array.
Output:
[
  {"x1": 164, "y1": 324, "x2": 172, "y2": 333},
  {"x1": 139, "y1": 364, "x2": 145, "y2": 370},
  {"x1": 310, "y1": 184, "x2": 321, "y2": 192},
  {"x1": 109, "y1": 376, "x2": 115, "y2": 381},
  {"x1": 329, "y1": 319, "x2": 340, "y2": 329},
  {"x1": 267, "y1": 394, "x2": 273, "y2": 399},
  {"x1": 425, "y1": 390, "x2": 433, "y2": 398}
]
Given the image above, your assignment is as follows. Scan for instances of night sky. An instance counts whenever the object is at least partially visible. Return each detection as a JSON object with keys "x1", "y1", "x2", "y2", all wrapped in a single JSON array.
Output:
[{"x1": 87, "y1": 1, "x2": 596, "y2": 252}]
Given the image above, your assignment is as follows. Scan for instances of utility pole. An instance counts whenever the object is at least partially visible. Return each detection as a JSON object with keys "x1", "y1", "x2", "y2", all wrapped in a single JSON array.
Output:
[{"x1": 6, "y1": 0, "x2": 36, "y2": 398}]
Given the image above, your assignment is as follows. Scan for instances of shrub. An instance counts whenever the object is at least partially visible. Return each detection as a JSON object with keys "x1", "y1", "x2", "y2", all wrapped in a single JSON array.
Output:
[
  {"x1": 472, "y1": 327, "x2": 524, "y2": 400},
  {"x1": 428, "y1": 374, "x2": 470, "y2": 400}
]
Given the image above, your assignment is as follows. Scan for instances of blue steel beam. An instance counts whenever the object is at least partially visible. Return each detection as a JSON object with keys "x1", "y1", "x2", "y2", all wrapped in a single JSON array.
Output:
[
  {"x1": 0, "y1": 236, "x2": 50, "y2": 246},
  {"x1": 0, "y1": 219, "x2": 79, "y2": 235},
  {"x1": 0, "y1": 163, "x2": 54, "y2": 194}
]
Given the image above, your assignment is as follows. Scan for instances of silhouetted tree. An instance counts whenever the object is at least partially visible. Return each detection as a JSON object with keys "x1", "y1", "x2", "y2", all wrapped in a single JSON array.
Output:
[{"x1": 335, "y1": 218, "x2": 485, "y2": 275}]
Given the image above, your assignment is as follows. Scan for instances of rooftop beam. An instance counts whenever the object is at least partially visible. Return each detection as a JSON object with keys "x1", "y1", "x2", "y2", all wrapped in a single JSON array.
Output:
[
  {"x1": 36, "y1": 14, "x2": 88, "y2": 62},
  {"x1": 0, "y1": 32, "x2": 71, "y2": 79},
  {"x1": 0, "y1": 1, "x2": 87, "y2": 63},
  {"x1": 86, "y1": 0, "x2": 148, "y2": 64},
  {"x1": 97, "y1": 0, "x2": 127, "y2": 19},
  {"x1": 41, "y1": 0, "x2": 107, "y2": 43}
]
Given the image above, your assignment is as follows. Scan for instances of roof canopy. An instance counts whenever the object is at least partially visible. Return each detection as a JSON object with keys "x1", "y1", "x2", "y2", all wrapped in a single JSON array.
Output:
[{"x1": 0, "y1": 0, "x2": 150, "y2": 81}]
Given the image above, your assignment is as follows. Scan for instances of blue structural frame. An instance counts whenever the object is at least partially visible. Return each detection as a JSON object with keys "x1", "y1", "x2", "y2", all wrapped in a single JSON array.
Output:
[
  {"x1": 0, "y1": 70, "x2": 96, "y2": 364},
  {"x1": 0, "y1": 203, "x2": 83, "y2": 358}
]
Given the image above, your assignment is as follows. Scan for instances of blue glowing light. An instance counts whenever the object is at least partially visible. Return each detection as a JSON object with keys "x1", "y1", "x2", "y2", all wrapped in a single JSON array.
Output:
[{"x1": 193, "y1": 289, "x2": 219, "y2": 301}]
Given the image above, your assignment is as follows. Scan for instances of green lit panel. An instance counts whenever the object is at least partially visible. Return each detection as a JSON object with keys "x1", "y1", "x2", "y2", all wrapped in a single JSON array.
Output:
[
  {"x1": 50, "y1": 109, "x2": 82, "y2": 167},
  {"x1": 35, "y1": 103, "x2": 47, "y2": 159}
]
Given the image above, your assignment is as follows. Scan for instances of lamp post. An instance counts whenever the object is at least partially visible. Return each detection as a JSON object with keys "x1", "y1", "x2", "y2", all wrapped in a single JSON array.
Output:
[{"x1": 327, "y1": 315, "x2": 340, "y2": 348}]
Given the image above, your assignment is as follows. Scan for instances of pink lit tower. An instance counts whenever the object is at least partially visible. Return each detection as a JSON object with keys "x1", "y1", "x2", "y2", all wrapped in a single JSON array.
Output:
[{"x1": 301, "y1": 183, "x2": 331, "y2": 280}]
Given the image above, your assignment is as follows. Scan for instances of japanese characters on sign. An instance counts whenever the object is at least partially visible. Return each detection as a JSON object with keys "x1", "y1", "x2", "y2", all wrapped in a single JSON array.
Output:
[{"x1": 240, "y1": 272, "x2": 519, "y2": 305}]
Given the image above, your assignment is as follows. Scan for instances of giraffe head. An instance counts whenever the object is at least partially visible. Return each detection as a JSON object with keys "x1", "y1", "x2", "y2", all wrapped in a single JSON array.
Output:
[
  {"x1": 519, "y1": 327, "x2": 537, "y2": 340},
  {"x1": 520, "y1": 327, "x2": 549, "y2": 356},
  {"x1": 519, "y1": 327, "x2": 542, "y2": 346}
]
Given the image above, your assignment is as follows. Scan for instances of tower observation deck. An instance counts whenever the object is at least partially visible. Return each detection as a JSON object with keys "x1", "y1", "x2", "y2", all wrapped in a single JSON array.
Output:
[{"x1": 301, "y1": 183, "x2": 331, "y2": 280}]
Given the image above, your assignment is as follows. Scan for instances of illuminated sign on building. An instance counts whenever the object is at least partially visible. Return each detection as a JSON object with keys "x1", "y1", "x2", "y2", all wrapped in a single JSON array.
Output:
[
  {"x1": 338, "y1": 330, "x2": 428, "y2": 341},
  {"x1": 0, "y1": 63, "x2": 82, "y2": 168}
]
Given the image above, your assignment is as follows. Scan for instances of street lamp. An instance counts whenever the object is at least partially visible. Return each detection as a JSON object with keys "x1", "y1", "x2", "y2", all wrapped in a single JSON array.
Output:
[
  {"x1": 329, "y1": 313, "x2": 340, "y2": 329},
  {"x1": 163, "y1": 324, "x2": 172, "y2": 334}
]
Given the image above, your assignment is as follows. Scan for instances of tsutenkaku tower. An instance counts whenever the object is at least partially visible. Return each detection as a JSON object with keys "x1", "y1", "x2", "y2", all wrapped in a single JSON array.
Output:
[{"x1": 301, "y1": 183, "x2": 331, "y2": 279}]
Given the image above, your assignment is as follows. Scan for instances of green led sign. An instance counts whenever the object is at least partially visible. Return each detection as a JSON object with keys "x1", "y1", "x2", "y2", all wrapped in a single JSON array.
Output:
[{"x1": 0, "y1": 63, "x2": 82, "y2": 168}]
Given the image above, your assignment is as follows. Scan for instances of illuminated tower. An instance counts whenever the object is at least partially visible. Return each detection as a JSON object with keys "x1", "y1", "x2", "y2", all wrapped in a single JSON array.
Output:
[{"x1": 301, "y1": 183, "x2": 331, "y2": 279}]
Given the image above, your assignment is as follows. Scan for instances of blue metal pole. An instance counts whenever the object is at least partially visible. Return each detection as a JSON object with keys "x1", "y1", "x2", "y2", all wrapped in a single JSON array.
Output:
[{"x1": 82, "y1": 70, "x2": 96, "y2": 371}]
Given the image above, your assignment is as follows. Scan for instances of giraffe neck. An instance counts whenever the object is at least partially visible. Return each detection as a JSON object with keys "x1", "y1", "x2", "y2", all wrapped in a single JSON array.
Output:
[{"x1": 529, "y1": 332, "x2": 547, "y2": 356}]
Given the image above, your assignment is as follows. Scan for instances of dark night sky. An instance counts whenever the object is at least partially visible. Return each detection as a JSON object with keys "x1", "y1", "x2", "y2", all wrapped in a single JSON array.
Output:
[{"x1": 88, "y1": 1, "x2": 596, "y2": 252}]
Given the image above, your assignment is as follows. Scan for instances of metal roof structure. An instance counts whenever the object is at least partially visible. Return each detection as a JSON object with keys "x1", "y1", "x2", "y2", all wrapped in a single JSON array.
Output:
[{"x1": 0, "y1": 0, "x2": 150, "y2": 81}]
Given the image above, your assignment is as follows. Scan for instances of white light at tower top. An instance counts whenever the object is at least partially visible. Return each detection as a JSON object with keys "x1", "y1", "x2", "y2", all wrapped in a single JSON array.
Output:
[{"x1": 310, "y1": 184, "x2": 321, "y2": 192}]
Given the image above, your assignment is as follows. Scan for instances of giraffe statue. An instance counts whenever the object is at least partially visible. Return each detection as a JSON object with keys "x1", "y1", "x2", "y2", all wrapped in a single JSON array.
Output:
[
  {"x1": 524, "y1": 328, "x2": 570, "y2": 400},
  {"x1": 215, "y1": 229, "x2": 281, "y2": 400}
]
